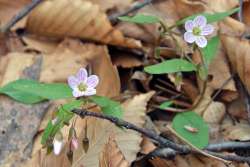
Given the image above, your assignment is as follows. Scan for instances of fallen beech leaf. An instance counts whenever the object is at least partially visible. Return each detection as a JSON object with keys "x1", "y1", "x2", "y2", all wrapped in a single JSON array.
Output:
[
  {"x1": 26, "y1": 0, "x2": 141, "y2": 48},
  {"x1": 222, "y1": 122, "x2": 250, "y2": 141},
  {"x1": 228, "y1": 98, "x2": 248, "y2": 120},
  {"x1": 140, "y1": 137, "x2": 156, "y2": 154},
  {"x1": 220, "y1": 18, "x2": 250, "y2": 93},
  {"x1": 22, "y1": 36, "x2": 59, "y2": 54},
  {"x1": 99, "y1": 135, "x2": 129, "y2": 167},
  {"x1": 112, "y1": 53, "x2": 142, "y2": 68},
  {"x1": 193, "y1": 88, "x2": 226, "y2": 124},
  {"x1": 0, "y1": 52, "x2": 39, "y2": 86},
  {"x1": 243, "y1": 1, "x2": 250, "y2": 26},
  {"x1": 202, "y1": 101, "x2": 226, "y2": 123},
  {"x1": 91, "y1": 0, "x2": 132, "y2": 12}
]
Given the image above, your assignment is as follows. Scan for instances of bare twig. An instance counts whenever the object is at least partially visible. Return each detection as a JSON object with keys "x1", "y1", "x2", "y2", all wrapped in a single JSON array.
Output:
[
  {"x1": 109, "y1": 0, "x2": 153, "y2": 23},
  {"x1": 238, "y1": 0, "x2": 244, "y2": 22},
  {"x1": 1, "y1": 0, "x2": 43, "y2": 33},
  {"x1": 72, "y1": 109, "x2": 250, "y2": 164},
  {"x1": 72, "y1": 109, "x2": 189, "y2": 153},
  {"x1": 148, "y1": 148, "x2": 250, "y2": 164}
]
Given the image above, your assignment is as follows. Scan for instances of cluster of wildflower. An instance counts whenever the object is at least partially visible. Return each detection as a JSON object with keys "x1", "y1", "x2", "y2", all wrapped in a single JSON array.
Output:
[
  {"x1": 53, "y1": 68, "x2": 99, "y2": 155},
  {"x1": 52, "y1": 15, "x2": 214, "y2": 156}
]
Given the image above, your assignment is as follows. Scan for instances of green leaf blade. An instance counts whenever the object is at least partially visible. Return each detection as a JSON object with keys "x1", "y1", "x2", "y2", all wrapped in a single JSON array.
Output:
[
  {"x1": 159, "y1": 101, "x2": 173, "y2": 109},
  {"x1": 0, "y1": 79, "x2": 45, "y2": 104},
  {"x1": 201, "y1": 36, "x2": 220, "y2": 66},
  {"x1": 172, "y1": 111, "x2": 209, "y2": 149},
  {"x1": 90, "y1": 96, "x2": 123, "y2": 118},
  {"x1": 119, "y1": 14, "x2": 160, "y2": 24},
  {"x1": 14, "y1": 80, "x2": 73, "y2": 100},
  {"x1": 144, "y1": 59, "x2": 197, "y2": 74},
  {"x1": 176, "y1": 7, "x2": 239, "y2": 26}
]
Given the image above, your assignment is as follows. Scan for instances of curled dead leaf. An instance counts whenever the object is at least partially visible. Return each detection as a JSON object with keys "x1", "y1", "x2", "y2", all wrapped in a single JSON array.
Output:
[
  {"x1": 99, "y1": 135, "x2": 129, "y2": 167},
  {"x1": 26, "y1": 0, "x2": 141, "y2": 48}
]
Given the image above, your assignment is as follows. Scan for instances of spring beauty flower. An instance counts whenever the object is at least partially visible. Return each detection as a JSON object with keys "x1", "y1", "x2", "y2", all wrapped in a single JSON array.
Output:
[
  {"x1": 68, "y1": 68, "x2": 99, "y2": 98},
  {"x1": 184, "y1": 15, "x2": 214, "y2": 48}
]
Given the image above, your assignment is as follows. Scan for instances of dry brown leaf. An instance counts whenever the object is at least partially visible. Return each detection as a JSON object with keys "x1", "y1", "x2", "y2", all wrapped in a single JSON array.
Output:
[
  {"x1": 22, "y1": 36, "x2": 59, "y2": 54},
  {"x1": 26, "y1": 0, "x2": 141, "y2": 49},
  {"x1": 220, "y1": 18, "x2": 250, "y2": 93},
  {"x1": 222, "y1": 121, "x2": 250, "y2": 141},
  {"x1": 202, "y1": 101, "x2": 226, "y2": 123},
  {"x1": 228, "y1": 98, "x2": 248, "y2": 120},
  {"x1": 112, "y1": 53, "x2": 142, "y2": 68},
  {"x1": 0, "y1": 0, "x2": 30, "y2": 29},
  {"x1": 90, "y1": 0, "x2": 132, "y2": 12},
  {"x1": 0, "y1": 52, "x2": 38, "y2": 86},
  {"x1": 193, "y1": 88, "x2": 226, "y2": 123},
  {"x1": 140, "y1": 137, "x2": 156, "y2": 154},
  {"x1": 193, "y1": 47, "x2": 236, "y2": 92},
  {"x1": 99, "y1": 135, "x2": 129, "y2": 167},
  {"x1": 243, "y1": 1, "x2": 250, "y2": 26}
]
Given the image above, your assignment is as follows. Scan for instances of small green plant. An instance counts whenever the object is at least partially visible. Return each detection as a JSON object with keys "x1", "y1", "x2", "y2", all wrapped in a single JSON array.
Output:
[
  {"x1": 0, "y1": 68, "x2": 123, "y2": 155},
  {"x1": 119, "y1": 8, "x2": 238, "y2": 149}
]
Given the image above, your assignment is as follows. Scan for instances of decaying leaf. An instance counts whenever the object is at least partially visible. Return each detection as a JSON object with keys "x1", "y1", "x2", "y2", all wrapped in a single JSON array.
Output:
[
  {"x1": 222, "y1": 120, "x2": 250, "y2": 141},
  {"x1": 90, "y1": 0, "x2": 132, "y2": 12},
  {"x1": 99, "y1": 135, "x2": 129, "y2": 167},
  {"x1": 220, "y1": 18, "x2": 250, "y2": 93},
  {"x1": 112, "y1": 53, "x2": 142, "y2": 68},
  {"x1": 26, "y1": 0, "x2": 141, "y2": 48},
  {"x1": 193, "y1": 88, "x2": 226, "y2": 124}
]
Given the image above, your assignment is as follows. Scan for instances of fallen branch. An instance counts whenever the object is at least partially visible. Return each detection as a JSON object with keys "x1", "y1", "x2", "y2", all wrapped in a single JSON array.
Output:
[
  {"x1": 72, "y1": 109, "x2": 250, "y2": 164},
  {"x1": 1, "y1": 0, "x2": 43, "y2": 33},
  {"x1": 148, "y1": 148, "x2": 250, "y2": 164}
]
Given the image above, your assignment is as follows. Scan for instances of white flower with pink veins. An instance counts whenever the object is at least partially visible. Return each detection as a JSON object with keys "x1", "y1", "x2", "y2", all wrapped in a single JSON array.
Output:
[
  {"x1": 184, "y1": 15, "x2": 214, "y2": 48},
  {"x1": 68, "y1": 68, "x2": 99, "y2": 98}
]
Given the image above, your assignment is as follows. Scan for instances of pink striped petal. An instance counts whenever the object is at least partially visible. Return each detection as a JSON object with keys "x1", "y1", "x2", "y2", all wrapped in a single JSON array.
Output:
[
  {"x1": 185, "y1": 20, "x2": 194, "y2": 32},
  {"x1": 195, "y1": 36, "x2": 207, "y2": 48},
  {"x1": 76, "y1": 68, "x2": 88, "y2": 82},
  {"x1": 193, "y1": 15, "x2": 207, "y2": 28},
  {"x1": 68, "y1": 76, "x2": 79, "y2": 89},
  {"x1": 86, "y1": 75, "x2": 99, "y2": 88},
  {"x1": 200, "y1": 24, "x2": 214, "y2": 35},
  {"x1": 184, "y1": 32, "x2": 196, "y2": 43}
]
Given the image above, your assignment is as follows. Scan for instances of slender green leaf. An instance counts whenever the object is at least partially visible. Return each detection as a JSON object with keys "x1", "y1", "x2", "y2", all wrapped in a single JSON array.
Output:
[
  {"x1": 172, "y1": 111, "x2": 209, "y2": 149},
  {"x1": 159, "y1": 101, "x2": 173, "y2": 109},
  {"x1": 119, "y1": 14, "x2": 160, "y2": 24},
  {"x1": 90, "y1": 96, "x2": 123, "y2": 118},
  {"x1": 201, "y1": 36, "x2": 220, "y2": 66},
  {"x1": 0, "y1": 79, "x2": 45, "y2": 104},
  {"x1": 144, "y1": 59, "x2": 197, "y2": 74},
  {"x1": 176, "y1": 7, "x2": 239, "y2": 26},
  {"x1": 41, "y1": 100, "x2": 83, "y2": 145},
  {"x1": 14, "y1": 80, "x2": 73, "y2": 100}
]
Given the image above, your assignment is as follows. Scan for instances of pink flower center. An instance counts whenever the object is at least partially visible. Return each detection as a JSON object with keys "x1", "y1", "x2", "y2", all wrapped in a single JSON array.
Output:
[
  {"x1": 192, "y1": 27, "x2": 201, "y2": 36},
  {"x1": 78, "y1": 83, "x2": 87, "y2": 92}
]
